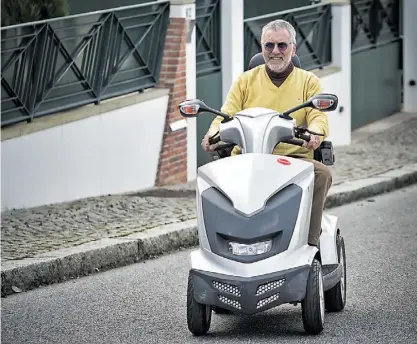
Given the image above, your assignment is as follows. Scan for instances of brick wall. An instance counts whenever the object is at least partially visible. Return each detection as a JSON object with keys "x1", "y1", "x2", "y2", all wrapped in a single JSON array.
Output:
[{"x1": 156, "y1": 17, "x2": 188, "y2": 186}]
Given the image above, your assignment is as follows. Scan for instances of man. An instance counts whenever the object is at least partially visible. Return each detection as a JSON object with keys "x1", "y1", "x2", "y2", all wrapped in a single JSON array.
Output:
[{"x1": 200, "y1": 19, "x2": 332, "y2": 248}]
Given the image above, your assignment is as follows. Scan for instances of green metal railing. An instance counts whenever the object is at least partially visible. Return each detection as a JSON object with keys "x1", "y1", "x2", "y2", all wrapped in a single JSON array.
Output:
[
  {"x1": 196, "y1": 0, "x2": 221, "y2": 77},
  {"x1": 1, "y1": 1, "x2": 170, "y2": 127},
  {"x1": 351, "y1": 0, "x2": 401, "y2": 54}
]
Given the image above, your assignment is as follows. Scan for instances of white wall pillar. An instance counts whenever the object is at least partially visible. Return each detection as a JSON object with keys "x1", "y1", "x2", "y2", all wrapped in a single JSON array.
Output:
[
  {"x1": 168, "y1": 0, "x2": 197, "y2": 181},
  {"x1": 319, "y1": 1, "x2": 351, "y2": 146},
  {"x1": 403, "y1": 0, "x2": 417, "y2": 112},
  {"x1": 330, "y1": 2, "x2": 351, "y2": 71},
  {"x1": 333, "y1": 2, "x2": 351, "y2": 144},
  {"x1": 185, "y1": 3, "x2": 197, "y2": 181},
  {"x1": 221, "y1": 0, "x2": 244, "y2": 103}
]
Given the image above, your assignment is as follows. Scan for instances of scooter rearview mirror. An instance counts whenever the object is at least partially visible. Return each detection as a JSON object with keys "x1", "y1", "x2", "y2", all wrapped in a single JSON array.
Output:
[
  {"x1": 179, "y1": 104, "x2": 200, "y2": 117},
  {"x1": 178, "y1": 99, "x2": 208, "y2": 118},
  {"x1": 309, "y1": 93, "x2": 338, "y2": 112},
  {"x1": 280, "y1": 93, "x2": 338, "y2": 119},
  {"x1": 178, "y1": 99, "x2": 233, "y2": 122}
]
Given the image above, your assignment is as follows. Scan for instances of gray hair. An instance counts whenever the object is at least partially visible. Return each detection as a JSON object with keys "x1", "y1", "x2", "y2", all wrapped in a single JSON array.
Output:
[{"x1": 261, "y1": 19, "x2": 297, "y2": 44}]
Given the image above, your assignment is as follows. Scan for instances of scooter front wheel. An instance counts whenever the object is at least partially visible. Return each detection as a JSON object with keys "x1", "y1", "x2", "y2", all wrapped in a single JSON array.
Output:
[
  {"x1": 301, "y1": 258, "x2": 325, "y2": 335},
  {"x1": 186, "y1": 273, "x2": 212, "y2": 336},
  {"x1": 324, "y1": 233, "x2": 347, "y2": 311}
]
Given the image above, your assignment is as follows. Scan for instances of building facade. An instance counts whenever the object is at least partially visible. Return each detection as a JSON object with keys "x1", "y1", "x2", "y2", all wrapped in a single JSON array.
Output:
[{"x1": 1, "y1": 0, "x2": 416, "y2": 210}]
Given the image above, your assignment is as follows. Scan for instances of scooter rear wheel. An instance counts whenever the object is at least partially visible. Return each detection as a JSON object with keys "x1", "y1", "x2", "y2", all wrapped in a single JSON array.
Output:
[
  {"x1": 187, "y1": 273, "x2": 212, "y2": 336},
  {"x1": 301, "y1": 258, "x2": 325, "y2": 335}
]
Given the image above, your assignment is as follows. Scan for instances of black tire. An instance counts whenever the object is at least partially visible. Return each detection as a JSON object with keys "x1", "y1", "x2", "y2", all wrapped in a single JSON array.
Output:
[
  {"x1": 324, "y1": 234, "x2": 347, "y2": 312},
  {"x1": 301, "y1": 259, "x2": 325, "y2": 335},
  {"x1": 187, "y1": 273, "x2": 212, "y2": 336}
]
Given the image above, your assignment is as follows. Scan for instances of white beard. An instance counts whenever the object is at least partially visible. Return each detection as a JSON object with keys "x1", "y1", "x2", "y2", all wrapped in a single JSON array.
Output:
[{"x1": 267, "y1": 58, "x2": 288, "y2": 73}]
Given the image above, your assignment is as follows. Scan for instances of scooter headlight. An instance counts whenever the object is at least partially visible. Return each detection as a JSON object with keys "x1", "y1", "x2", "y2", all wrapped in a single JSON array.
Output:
[{"x1": 228, "y1": 240, "x2": 272, "y2": 256}]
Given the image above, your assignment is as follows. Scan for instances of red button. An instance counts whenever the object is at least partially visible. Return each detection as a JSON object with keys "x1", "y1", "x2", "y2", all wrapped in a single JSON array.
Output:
[{"x1": 277, "y1": 158, "x2": 291, "y2": 165}]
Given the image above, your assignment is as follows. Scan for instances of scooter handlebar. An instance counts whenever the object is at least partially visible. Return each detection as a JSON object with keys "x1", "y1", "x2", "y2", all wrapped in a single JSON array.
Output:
[
  {"x1": 214, "y1": 142, "x2": 235, "y2": 151},
  {"x1": 282, "y1": 138, "x2": 304, "y2": 146},
  {"x1": 207, "y1": 124, "x2": 313, "y2": 149}
]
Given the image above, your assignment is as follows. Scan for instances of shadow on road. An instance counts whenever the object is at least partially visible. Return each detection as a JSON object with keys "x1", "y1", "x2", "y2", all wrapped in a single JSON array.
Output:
[{"x1": 195, "y1": 307, "x2": 347, "y2": 340}]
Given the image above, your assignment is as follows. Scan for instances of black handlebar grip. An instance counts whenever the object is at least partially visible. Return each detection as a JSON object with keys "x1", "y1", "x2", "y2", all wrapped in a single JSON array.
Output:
[
  {"x1": 214, "y1": 143, "x2": 235, "y2": 151},
  {"x1": 209, "y1": 136, "x2": 221, "y2": 144}
]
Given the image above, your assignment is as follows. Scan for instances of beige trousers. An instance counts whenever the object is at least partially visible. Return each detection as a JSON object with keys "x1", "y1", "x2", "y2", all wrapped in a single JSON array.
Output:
[{"x1": 299, "y1": 158, "x2": 333, "y2": 246}]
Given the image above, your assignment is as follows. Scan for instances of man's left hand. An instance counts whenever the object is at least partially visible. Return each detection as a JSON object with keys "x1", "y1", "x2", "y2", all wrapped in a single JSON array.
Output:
[{"x1": 303, "y1": 134, "x2": 321, "y2": 150}]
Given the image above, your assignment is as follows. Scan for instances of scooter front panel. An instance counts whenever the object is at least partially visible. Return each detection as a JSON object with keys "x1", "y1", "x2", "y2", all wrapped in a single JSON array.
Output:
[
  {"x1": 189, "y1": 265, "x2": 310, "y2": 315},
  {"x1": 201, "y1": 183, "x2": 302, "y2": 263}
]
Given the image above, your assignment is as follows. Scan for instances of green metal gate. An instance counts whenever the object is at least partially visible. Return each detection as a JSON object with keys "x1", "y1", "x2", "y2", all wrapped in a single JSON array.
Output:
[
  {"x1": 195, "y1": 0, "x2": 222, "y2": 167},
  {"x1": 351, "y1": 0, "x2": 402, "y2": 130},
  {"x1": 244, "y1": 0, "x2": 313, "y2": 19}
]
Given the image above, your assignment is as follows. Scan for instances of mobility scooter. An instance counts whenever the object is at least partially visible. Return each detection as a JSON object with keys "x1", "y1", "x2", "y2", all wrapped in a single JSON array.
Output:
[{"x1": 179, "y1": 56, "x2": 346, "y2": 336}]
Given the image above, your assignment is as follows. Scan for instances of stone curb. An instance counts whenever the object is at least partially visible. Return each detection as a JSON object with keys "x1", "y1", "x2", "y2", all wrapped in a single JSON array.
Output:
[{"x1": 2, "y1": 163, "x2": 417, "y2": 297}]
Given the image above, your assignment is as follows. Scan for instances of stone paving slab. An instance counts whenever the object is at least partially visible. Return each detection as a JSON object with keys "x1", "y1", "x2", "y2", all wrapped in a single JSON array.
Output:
[
  {"x1": 1, "y1": 196, "x2": 196, "y2": 261},
  {"x1": 331, "y1": 116, "x2": 417, "y2": 185},
  {"x1": 1, "y1": 114, "x2": 417, "y2": 263}
]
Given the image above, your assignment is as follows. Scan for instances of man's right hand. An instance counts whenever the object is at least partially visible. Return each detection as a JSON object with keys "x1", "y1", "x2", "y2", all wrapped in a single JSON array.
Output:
[{"x1": 201, "y1": 132, "x2": 219, "y2": 152}]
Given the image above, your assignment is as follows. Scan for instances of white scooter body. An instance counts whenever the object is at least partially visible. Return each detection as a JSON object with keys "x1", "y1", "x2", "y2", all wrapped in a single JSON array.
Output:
[
  {"x1": 193, "y1": 154, "x2": 339, "y2": 277},
  {"x1": 182, "y1": 99, "x2": 346, "y2": 335}
]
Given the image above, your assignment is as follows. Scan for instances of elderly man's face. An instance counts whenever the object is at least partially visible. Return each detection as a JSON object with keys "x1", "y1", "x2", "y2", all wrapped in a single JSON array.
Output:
[{"x1": 262, "y1": 28, "x2": 296, "y2": 73}]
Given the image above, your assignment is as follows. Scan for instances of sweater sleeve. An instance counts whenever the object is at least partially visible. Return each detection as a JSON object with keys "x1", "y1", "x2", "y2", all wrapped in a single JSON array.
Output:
[
  {"x1": 305, "y1": 73, "x2": 329, "y2": 141},
  {"x1": 207, "y1": 75, "x2": 245, "y2": 135}
]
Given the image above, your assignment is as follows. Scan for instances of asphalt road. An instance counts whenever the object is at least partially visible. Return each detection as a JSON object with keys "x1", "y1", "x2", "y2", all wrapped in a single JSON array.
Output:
[{"x1": 2, "y1": 185, "x2": 417, "y2": 344}]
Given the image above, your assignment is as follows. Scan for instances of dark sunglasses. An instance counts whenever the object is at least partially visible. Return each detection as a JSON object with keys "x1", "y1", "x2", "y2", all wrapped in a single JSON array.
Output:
[{"x1": 264, "y1": 42, "x2": 292, "y2": 53}]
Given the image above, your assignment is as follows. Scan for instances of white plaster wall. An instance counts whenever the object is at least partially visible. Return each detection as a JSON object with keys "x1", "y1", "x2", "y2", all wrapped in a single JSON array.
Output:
[
  {"x1": 1, "y1": 95, "x2": 169, "y2": 210},
  {"x1": 318, "y1": 71, "x2": 351, "y2": 146},
  {"x1": 403, "y1": 0, "x2": 417, "y2": 112}
]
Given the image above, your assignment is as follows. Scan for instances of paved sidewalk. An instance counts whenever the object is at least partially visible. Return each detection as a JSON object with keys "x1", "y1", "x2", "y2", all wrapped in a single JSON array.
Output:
[
  {"x1": 2, "y1": 112, "x2": 417, "y2": 262},
  {"x1": 2, "y1": 112, "x2": 417, "y2": 296}
]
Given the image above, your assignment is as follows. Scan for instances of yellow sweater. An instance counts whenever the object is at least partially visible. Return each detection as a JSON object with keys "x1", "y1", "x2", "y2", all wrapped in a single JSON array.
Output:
[{"x1": 208, "y1": 65, "x2": 329, "y2": 159}]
